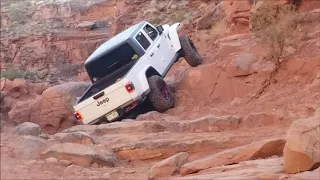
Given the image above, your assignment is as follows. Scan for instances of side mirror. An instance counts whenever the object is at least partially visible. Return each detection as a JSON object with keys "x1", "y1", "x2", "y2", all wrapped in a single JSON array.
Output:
[{"x1": 156, "y1": 25, "x2": 164, "y2": 35}]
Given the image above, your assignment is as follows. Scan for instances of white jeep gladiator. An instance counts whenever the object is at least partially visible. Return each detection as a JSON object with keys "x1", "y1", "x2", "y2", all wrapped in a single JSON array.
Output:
[{"x1": 73, "y1": 20, "x2": 202, "y2": 125}]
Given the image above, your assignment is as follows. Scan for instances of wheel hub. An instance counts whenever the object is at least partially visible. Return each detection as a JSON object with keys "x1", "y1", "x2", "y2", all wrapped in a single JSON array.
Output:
[{"x1": 158, "y1": 81, "x2": 169, "y2": 100}]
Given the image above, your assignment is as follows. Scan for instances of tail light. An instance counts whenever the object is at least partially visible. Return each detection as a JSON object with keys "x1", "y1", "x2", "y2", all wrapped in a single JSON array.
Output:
[
  {"x1": 125, "y1": 82, "x2": 135, "y2": 93},
  {"x1": 74, "y1": 112, "x2": 83, "y2": 121}
]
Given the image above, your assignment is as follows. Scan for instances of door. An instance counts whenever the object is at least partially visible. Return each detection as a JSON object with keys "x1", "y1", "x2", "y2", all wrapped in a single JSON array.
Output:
[
  {"x1": 142, "y1": 23, "x2": 168, "y2": 75},
  {"x1": 135, "y1": 30, "x2": 162, "y2": 73}
]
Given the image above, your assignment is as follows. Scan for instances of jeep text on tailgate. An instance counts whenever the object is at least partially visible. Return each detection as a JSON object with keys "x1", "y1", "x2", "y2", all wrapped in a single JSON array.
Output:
[{"x1": 73, "y1": 20, "x2": 203, "y2": 125}]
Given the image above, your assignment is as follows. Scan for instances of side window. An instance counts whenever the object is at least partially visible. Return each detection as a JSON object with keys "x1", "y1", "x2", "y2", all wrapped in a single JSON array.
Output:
[
  {"x1": 135, "y1": 32, "x2": 151, "y2": 50},
  {"x1": 143, "y1": 24, "x2": 158, "y2": 41}
]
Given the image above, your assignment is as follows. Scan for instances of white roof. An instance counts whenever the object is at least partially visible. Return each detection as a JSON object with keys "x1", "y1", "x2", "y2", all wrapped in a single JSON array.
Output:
[{"x1": 85, "y1": 21, "x2": 147, "y2": 64}]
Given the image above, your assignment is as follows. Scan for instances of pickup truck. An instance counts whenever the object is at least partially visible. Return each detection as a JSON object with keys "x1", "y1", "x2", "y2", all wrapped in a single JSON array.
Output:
[{"x1": 73, "y1": 20, "x2": 202, "y2": 125}]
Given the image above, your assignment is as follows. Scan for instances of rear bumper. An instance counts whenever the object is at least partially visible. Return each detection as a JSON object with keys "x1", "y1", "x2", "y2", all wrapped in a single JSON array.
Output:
[{"x1": 82, "y1": 95, "x2": 146, "y2": 125}]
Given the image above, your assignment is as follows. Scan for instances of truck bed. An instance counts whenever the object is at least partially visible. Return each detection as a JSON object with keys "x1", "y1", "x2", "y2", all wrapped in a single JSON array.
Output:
[{"x1": 77, "y1": 60, "x2": 136, "y2": 104}]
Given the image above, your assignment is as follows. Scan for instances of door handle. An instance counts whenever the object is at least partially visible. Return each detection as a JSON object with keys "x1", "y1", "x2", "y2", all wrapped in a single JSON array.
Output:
[
  {"x1": 157, "y1": 44, "x2": 160, "y2": 48},
  {"x1": 150, "y1": 53, "x2": 154, "y2": 57},
  {"x1": 93, "y1": 92, "x2": 105, "y2": 100}
]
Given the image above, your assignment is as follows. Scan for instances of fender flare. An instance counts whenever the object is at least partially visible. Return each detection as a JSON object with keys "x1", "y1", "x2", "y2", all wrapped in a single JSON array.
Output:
[
  {"x1": 139, "y1": 66, "x2": 162, "y2": 93},
  {"x1": 138, "y1": 65, "x2": 153, "y2": 93},
  {"x1": 168, "y1": 22, "x2": 181, "y2": 52}
]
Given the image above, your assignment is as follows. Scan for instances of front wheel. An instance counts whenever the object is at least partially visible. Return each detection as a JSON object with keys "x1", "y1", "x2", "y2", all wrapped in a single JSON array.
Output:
[
  {"x1": 147, "y1": 75, "x2": 175, "y2": 112},
  {"x1": 179, "y1": 36, "x2": 202, "y2": 67}
]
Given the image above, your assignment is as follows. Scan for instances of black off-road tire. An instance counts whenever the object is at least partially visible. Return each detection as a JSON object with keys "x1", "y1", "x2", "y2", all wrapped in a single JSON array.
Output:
[
  {"x1": 179, "y1": 36, "x2": 202, "y2": 67},
  {"x1": 147, "y1": 75, "x2": 175, "y2": 112}
]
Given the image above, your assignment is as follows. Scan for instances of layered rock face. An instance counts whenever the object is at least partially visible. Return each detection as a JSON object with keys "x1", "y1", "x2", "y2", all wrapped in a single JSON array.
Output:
[{"x1": 222, "y1": 0, "x2": 320, "y2": 34}]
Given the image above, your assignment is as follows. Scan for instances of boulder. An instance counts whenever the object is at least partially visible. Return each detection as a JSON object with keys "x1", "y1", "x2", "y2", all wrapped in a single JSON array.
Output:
[
  {"x1": 12, "y1": 78, "x2": 28, "y2": 92},
  {"x1": 52, "y1": 131, "x2": 95, "y2": 145},
  {"x1": 41, "y1": 143, "x2": 118, "y2": 167},
  {"x1": 8, "y1": 135, "x2": 48, "y2": 159},
  {"x1": 180, "y1": 138, "x2": 285, "y2": 175},
  {"x1": 1, "y1": 78, "x2": 50, "y2": 97},
  {"x1": 0, "y1": 78, "x2": 43, "y2": 100},
  {"x1": 149, "y1": 152, "x2": 189, "y2": 180},
  {"x1": 1, "y1": 78, "x2": 27, "y2": 94},
  {"x1": 29, "y1": 82, "x2": 91, "y2": 133},
  {"x1": 283, "y1": 109, "x2": 320, "y2": 174},
  {"x1": 8, "y1": 98, "x2": 40, "y2": 125},
  {"x1": 12, "y1": 122, "x2": 42, "y2": 136}
]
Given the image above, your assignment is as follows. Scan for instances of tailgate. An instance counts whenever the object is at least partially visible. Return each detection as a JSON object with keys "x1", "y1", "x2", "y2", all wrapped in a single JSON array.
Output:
[{"x1": 74, "y1": 81, "x2": 133, "y2": 124}]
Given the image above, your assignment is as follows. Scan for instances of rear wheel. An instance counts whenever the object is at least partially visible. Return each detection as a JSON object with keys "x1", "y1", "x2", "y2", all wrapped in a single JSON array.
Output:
[
  {"x1": 147, "y1": 75, "x2": 175, "y2": 112},
  {"x1": 179, "y1": 36, "x2": 202, "y2": 67}
]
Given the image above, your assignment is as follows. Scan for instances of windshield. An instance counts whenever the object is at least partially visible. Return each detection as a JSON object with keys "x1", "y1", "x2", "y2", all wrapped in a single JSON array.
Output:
[{"x1": 85, "y1": 42, "x2": 140, "y2": 83}]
